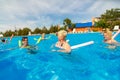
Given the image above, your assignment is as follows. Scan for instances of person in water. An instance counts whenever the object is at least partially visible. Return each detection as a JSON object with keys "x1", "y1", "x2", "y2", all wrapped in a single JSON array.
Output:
[
  {"x1": 103, "y1": 28, "x2": 120, "y2": 49},
  {"x1": 21, "y1": 37, "x2": 29, "y2": 48},
  {"x1": 103, "y1": 28, "x2": 117, "y2": 44},
  {"x1": 1, "y1": 34, "x2": 14, "y2": 43},
  {"x1": 41, "y1": 33, "x2": 51, "y2": 40},
  {"x1": 55, "y1": 30, "x2": 71, "y2": 53},
  {"x1": 41, "y1": 33, "x2": 45, "y2": 40}
]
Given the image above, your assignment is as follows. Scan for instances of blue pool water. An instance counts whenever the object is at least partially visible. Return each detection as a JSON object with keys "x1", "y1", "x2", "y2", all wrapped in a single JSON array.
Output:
[{"x1": 0, "y1": 33, "x2": 120, "y2": 80}]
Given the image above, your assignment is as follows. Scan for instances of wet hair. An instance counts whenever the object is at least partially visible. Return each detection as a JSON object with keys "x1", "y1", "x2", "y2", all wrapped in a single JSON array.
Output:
[
  {"x1": 22, "y1": 37, "x2": 29, "y2": 46},
  {"x1": 22, "y1": 37, "x2": 28, "y2": 41},
  {"x1": 1, "y1": 39, "x2": 5, "y2": 42},
  {"x1": 58, "y1": 30, "x2": 67, "y2": 37}
]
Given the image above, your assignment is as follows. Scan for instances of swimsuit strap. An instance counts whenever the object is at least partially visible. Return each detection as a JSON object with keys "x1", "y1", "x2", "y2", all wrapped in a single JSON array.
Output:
[{"x1": 60, "y1": 43, "x2": 64, "y2": 47}]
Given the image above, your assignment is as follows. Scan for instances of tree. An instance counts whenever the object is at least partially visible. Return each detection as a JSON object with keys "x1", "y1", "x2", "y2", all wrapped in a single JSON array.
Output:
[
  {"x1": 33, "y1": 27, "x2": 41, "y2": 34},
  {"x1": 101, "y1": 8, "x2": 120, "y2": 21},
  {"x1": 49, "y1": 25, "x2": 59, "y2": 33},
  {"x1": 41, "y1": 26, "x2": 49, "y2": 34},
  {"x1": 63, "y1": 18, "x2": 72, "y2": 30},
  {"x1": 69, "y1": 23, "x2": 76, "y2": 30},
  {"x1": 95, "y1": 19, "x2": 108, "y2": 29},
  {"x1": 63, "y1": 18, "x2": 72, "y2": 25},
  {"x1": 49, "y1": 25, "x2": 54, "y2": 33},
  {"x1": 22, "y1": 27, "x2": 31, "y2": 35},
  {"x1": 54, "y1": 25, "x2": 59, "y2": 32},
  {"x1": 97, "y1": 8, "x2": 120, "y2": 29},
  {"x1": 0, "y1": 32, "x2": 2, "y2": 34},
  {"x1": 4, "y1": 30, "x2": 15, "y2": 37},
  {"x1": 63, "y1": 18, "x2": 75, "y2": 30},
  {"x1": 109, "y1": 20, "x2": 120, "y2": 29},
  {"x1": 18, "y1": 29, "x2": 22, "y2": 36}
]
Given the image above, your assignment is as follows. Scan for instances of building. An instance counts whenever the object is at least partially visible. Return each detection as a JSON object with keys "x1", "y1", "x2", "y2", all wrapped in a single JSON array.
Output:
[
  {"x1": 92, "y1": 17, "x2": 101, "y2": 25},
  {"x1": 74, "y1": 22, "x2": 92, "y2": 32},
  {"x1": 68, "y1": 17, "x2": 102, "y2": 33},
  {"x1": 0, "y1": 34, "x2": 3, "y2": 37}
]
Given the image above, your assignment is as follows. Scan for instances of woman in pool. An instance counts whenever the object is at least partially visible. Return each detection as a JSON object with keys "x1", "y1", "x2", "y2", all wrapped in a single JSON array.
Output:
[
  {"x1": 103, "y1": 28, "x2": 118, "y2": 44},
  {"x1": 55, "y1": 30, "x2": 71, "y2": 53},
  {"x1": 103, "y1": 29, "x2": 120, "y2": 49}
]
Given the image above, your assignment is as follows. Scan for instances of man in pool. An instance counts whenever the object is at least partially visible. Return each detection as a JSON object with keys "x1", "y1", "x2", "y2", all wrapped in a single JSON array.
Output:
[
  {"x1": 0, "y1": 34, "x2": 14, "y2": 43},
  {"x1": 21, "y1": 37, "x2": 29, "y2": 48},
  {"x1": 55, "y1": 30, "x2": 71, "y2": 53}
]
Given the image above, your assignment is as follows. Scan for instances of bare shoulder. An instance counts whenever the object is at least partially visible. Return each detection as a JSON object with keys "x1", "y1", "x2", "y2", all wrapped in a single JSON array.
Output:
[{"x1": 65, "y1": 42, "x2": 71, "y2": 47}]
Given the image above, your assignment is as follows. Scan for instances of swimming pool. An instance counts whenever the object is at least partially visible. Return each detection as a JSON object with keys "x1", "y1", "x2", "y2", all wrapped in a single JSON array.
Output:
[{"x1": 0, "y1": 33, "x2": 120, "y2": 80}]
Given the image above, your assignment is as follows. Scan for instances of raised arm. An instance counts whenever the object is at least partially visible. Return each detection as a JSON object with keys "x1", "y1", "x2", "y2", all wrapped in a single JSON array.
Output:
[
  {"x1": 10, "y1": 34, "x2": 14, "y2": 41},
  {"x1": 112, "y1": 29, "x2": 120, "y2": 39}
]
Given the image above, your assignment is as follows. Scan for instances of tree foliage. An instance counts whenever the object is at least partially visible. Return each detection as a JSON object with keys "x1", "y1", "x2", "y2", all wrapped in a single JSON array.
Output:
[
  {"x1": 4, "y1": 30, "x2": 15, "y2": 37},
  {"x1": 41, "y1": 26, "x2": 49, "y2": 34},
  {"x1": 21, "y1": 27, "x2": 31, "y2": 35},
  {"x1": 63, "y1": 18, "x2": 75, "y2": 30},
  {"x1": 101, "y1": 8, "x2": 120, "y2": 21},
  {"x1": 33, "y1": 27, "x2": 41, "y2": 34},
  {"x1": 49, "y1": 25, "x2": 59, "y2": 33},
  {"x1": 95, "y1": 19, "x2": 108, "y2": 28},
  {"x1": 95, "y1": 8, "x2": 120, "y2": 29}
]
